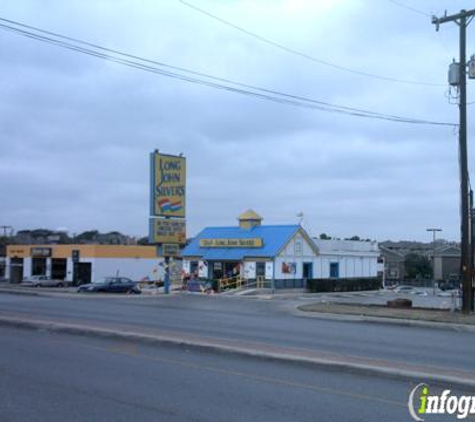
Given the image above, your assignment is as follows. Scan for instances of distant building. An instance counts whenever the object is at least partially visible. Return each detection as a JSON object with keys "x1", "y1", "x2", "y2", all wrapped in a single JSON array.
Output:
[
  {"x1": 379, "y1": 240, "x2": 460, "y2": 283},
  {"x1": 432, "y1": 244, "x2": 460, "y2": 281}
]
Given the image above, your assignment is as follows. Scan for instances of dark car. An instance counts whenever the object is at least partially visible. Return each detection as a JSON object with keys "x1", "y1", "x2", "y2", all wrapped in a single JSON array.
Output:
[{"x1": 77, "y1": 277, "x2": 141, "y2": 294}]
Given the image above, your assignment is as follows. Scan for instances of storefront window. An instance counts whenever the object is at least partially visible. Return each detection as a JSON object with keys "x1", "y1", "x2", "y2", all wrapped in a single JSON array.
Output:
[
  {"x1": 32, "y1": 258, "x2": 47, "y2": 276},
  {"x1": 190, "y1": 261, "x2": 199, "y2": 276},
  {"x1": 212, "y1": 262, "x2": 223, "y2": 279},
  {"x1": 256, "y1": 262, "x2": 265, "y2": 277}
]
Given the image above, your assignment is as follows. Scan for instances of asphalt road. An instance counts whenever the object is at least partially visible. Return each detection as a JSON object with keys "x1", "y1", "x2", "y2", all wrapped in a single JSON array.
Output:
[
  {"x1": 0, "y1": 293, "x2": 474, "y2": 376},
  {"x1": 0, "y1": 325, "x2": 455, "y2": 422}
]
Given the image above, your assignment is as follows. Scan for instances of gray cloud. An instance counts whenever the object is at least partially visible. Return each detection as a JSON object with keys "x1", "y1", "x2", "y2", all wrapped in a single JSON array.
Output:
[{"x1": 0, "y1": 0, "x2": 473, "y2": 242}]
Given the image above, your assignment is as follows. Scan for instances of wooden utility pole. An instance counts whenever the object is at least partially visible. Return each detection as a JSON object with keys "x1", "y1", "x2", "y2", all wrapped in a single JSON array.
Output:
[{"x1": 432, "y1": 9, "x2": 475, "y2": 313}]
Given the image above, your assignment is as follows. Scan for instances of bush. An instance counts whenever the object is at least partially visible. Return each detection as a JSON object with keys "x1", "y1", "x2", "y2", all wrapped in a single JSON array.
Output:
[{"x1": 306, "y1": 277, "x2": 382, "y2": 293}]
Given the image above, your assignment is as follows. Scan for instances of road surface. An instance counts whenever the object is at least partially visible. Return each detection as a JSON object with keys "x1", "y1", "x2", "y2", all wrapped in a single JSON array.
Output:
[
  {"x1": 0, "y1": 325, "x2": 456, "y2": 422},
  {"x1": 0, "y1": 293, "x2": 473, "y2": 375}
]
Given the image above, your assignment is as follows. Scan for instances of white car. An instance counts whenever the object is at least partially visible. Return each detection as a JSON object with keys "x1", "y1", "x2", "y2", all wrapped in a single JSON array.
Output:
[
  {"x1": 22, "y1": 275, "x2": 68, "y2": 288},
  {"x1": 393, "y1": 285, "x2": 416, "y2": 294}
]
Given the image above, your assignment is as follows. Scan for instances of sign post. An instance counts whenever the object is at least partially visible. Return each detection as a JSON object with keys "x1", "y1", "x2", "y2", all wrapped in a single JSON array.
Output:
[{"x1": 149, "y1": 151, "x2": 186, "y2": 294}]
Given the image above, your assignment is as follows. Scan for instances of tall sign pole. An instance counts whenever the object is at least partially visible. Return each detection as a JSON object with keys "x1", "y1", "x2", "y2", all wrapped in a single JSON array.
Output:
[
  {"x1": 432, "y1": 9, "x2": 475, "y2": 314},
  {"x1": 149, "y1": 150, "x2": 186, "y2": 294}
]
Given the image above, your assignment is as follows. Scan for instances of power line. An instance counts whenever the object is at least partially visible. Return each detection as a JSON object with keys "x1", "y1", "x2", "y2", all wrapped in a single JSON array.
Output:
[
  {"x1": 387, "y1": 0, "x2": 431, "y2": 17},
  {"x1": 179, "y1": 0, "x2": 443, "y2": 87},
  {"x1": 0, "y1": 17, "x2": 455, "y2": 127}
]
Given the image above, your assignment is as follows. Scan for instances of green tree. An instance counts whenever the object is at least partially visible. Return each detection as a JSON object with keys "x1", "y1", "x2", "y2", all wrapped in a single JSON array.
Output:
[
  {"x1": 404, "y1": 253, "x2": 432, "y2": 279},
  {"x1": 319, "y1": 233, "x2": 331, "y2": 240},
  {"x1": 137, "y1": 237, "x2": 149, "y2": 245},
  {"x1": 75, "y1": 230, "x2": 99, "y2": 243}
]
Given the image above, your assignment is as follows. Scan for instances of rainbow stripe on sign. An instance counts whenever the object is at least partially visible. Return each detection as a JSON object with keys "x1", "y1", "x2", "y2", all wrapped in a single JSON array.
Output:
[{"x1": 158, "y1": 199, "x2": 183, "y2": 212}]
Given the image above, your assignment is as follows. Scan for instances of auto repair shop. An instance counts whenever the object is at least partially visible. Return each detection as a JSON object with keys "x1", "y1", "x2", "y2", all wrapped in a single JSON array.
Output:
[{"x1": 5, "y1": 244, "x2": 164, "y2": 285}]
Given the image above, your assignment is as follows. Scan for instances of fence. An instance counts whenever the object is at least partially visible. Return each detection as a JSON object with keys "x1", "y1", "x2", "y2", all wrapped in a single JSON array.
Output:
[{"x1": 306, "y1": 277, "x2": 382, "y2": 293}]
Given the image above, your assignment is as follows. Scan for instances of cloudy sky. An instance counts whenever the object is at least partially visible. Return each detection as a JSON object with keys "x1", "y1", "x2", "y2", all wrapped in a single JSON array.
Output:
[{"x1": 1, "y1": 0, "x2": 475, "y2": 242}]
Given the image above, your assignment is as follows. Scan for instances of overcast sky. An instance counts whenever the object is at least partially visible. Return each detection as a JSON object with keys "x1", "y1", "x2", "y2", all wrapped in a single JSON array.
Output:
[{"x1": 1, "y1": 0, "x2": 475, "y2": 242}]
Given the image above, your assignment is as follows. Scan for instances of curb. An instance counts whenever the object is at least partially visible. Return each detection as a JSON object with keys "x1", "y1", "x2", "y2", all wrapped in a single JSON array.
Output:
[
  {"x1": 1, "y1": 315, "x2": 475, "y2": 390},
  {"x1": 0, "y1": 288, "x2": 41, "y2": 297},
  {"x1": 294, "y1": 307, "x2": 475, "y2": 333},
  {"x1": 0, "y1": 287, "x2": 174, "y2": 299}
]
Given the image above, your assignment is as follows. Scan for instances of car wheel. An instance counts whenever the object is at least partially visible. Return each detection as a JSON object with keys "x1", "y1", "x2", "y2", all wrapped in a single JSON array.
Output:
[
  {"x1": 35, "y1": 284, "x2": 40, "y2": 288},
  {"x1": 57, "y1": 283, "x2": 64, "y2": 288}
]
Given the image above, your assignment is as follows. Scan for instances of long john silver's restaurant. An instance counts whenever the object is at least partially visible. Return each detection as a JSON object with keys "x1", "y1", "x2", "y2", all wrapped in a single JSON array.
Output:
[{"x1": 181, "y1": 210, "x2": 380, "y2": 289}]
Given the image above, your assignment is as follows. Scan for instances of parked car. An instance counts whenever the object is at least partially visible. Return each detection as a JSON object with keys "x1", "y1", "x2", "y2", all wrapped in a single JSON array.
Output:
[
  {"x1": 393, "y1": 285, "x2": 416, "y2": 294},
  {"x1": 438, "y1": 276, "x2": 461, "y2": 291},
  {"x1": 22, "y1": 275, "x2": 68, "y2": 288},
  {"x1": 77, "y1": 277, "x2": 141, "y2": 294}
]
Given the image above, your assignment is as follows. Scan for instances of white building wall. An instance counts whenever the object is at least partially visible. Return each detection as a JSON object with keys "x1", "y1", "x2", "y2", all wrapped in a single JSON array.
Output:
[
  {"x1": 314, "y1": 255, "x2": 379, "y2": 279},
  {"x1": 23, "y1": 258, "x2": 32, "y2": 278},
  {"x1": 265, "y1": 262, "x2": 273, "y2": 280},
  {"x1": 46, "y1": 258, "x2": 52, "y2": 278},
  {"x1": 243, "y1": 261, "x2": 256, "y2": 279},
  {"x1": 275, "y1": 233, "x2": 317, "y2": 279},
  {"x1": 198, "y1": 260, "x2": 208, "y2": 278},
  {"x1": 66, "y1": 259, "x2": 74, "y2": 282},
  {"x1": 182, "y1": 260, "x2": 191, "y2": 274}
]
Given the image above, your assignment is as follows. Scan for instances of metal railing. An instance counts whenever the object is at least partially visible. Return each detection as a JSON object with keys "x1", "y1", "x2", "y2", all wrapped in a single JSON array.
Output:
[{"x1": 218, "y1": 274, "x2": 243, "y2": 291}]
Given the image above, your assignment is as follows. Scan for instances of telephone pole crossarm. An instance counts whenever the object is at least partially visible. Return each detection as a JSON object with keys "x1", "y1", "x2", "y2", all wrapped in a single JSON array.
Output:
[{"x1": 432, "y1": 9, "x2": 475, "y2": 26}]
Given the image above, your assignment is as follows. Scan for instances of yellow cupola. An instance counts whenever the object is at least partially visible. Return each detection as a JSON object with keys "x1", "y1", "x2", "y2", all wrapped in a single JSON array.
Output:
[{"x1": 238, "y1": 209, "x2": 263, "y2": 229}]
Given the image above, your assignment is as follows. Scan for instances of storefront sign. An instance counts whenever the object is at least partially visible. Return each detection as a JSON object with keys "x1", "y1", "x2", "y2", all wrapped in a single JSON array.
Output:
[
  {"x1": 162, "y1": 243, "x2": 180, "y2": 257},
  {"x1": 151, "y1": 152, "x2": 186, "y2": 218},
  {"x1": 199, "y1": 238, "x2": 263, "y2": 248},
  {"x1": 31, "y1": 247, "x2": 52, "y2": 257},
  {"x1": 7, "y1": 248, "x2": 27, "y2": 257},
  {"x1": 150, "y1": 218, "x2": 186, "y2": 244}
]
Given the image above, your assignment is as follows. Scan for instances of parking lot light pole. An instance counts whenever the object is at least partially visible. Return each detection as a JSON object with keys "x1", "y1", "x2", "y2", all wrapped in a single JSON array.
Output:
[{"x1": 427, "y1": 228, "x2": 442, "y2": 294}]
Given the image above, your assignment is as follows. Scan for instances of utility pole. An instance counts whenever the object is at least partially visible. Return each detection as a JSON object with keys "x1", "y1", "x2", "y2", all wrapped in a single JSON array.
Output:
[
  {"x1": 432, "y1": 9, "x2": 475, "y2": 314},
  {"x1": 0, "y1": 226, "x2": 12, "y2": 238}
]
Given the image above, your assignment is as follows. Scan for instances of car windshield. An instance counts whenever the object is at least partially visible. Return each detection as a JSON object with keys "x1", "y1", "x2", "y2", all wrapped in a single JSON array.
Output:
[{"x1": 93, "y1": 277, "x2": 116, "y2": 284}]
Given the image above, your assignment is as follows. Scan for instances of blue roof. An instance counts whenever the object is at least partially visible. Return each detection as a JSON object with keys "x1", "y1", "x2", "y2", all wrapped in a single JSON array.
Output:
[{"x1": 182, "y1": 225, "x2": 300, "y2": 260}]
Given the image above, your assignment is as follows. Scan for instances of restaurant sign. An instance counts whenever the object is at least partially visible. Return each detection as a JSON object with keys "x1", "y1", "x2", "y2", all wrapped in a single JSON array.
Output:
[
  {"x1": 150, "y1": 218, "x2": 186, "y2": 245},
  {"x1": 199, "y1": 238, "x2": 263, "y2": 248}
]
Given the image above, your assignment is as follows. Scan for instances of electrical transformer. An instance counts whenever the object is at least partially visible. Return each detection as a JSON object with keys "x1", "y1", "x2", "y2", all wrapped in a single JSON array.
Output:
[{"x1": 448, "y1": 61, "x2": 460, "y2": 86}]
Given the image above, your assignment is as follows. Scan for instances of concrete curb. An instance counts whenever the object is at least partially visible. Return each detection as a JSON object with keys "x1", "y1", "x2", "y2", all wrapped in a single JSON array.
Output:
[
  {"x1": 1, "y1": 315, "x2": 475, "y2": 390},
  {"x1": 0, "y1": 287, "x2": 174, "y2": 299},
  {"x1": 294, "y1": 306, "x2": 475, "y2": 333},
  {"x1": 0, "y1": 287, "x2": 41, "y2": 297}
]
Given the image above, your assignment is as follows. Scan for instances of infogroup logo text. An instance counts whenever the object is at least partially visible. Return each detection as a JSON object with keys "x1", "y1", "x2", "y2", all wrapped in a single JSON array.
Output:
[{"x1": 408, "y1": 383, "x2": 475, "y2": 420}]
